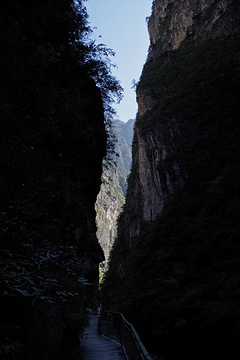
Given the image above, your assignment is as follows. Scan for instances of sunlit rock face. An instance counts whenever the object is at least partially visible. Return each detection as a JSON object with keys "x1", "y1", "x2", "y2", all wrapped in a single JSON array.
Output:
[
  {"x1": 148, "y1": 0, "x2": 239, "y2": 55},
  {"x1": 95, "y1": 119, "x2": 134, "y2": 263}
]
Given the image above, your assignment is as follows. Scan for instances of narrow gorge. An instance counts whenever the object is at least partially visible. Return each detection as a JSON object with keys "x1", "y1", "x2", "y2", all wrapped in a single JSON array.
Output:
[{"x1": 1, "y1": 1, "x2": 240, "y2": 360}]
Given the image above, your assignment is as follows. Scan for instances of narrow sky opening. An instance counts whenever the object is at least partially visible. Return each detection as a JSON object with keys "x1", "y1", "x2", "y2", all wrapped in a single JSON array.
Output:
[{"x1": 86, "y1": 0, "x2": 152, "y2": 123}]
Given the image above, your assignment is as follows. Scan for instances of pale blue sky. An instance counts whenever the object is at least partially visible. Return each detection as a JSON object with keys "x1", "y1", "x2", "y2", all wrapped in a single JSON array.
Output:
[{"x1": 86, "y1": 0, "x2": 153, "y2": 123}]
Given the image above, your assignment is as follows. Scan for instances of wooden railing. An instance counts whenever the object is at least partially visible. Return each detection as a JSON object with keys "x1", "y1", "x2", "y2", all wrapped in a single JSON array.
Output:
[{"x1": 99, "y1": 310, "x2": 152, "y2": 360}]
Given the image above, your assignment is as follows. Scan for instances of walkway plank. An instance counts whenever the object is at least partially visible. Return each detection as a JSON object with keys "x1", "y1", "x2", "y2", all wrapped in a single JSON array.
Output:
[{"x1": 81, "y1": 314, "x2": 125, "y2": 360}]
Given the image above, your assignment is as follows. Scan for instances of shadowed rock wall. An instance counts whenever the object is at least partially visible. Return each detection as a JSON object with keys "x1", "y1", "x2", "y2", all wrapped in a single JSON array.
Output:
[{"x1": 101, "y1": 1, "x2": 240, "y2": 359}]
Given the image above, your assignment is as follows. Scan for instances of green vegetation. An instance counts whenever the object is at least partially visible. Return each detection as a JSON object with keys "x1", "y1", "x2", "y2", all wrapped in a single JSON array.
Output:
[{"x1": 138, "y1": 33, "x2": 240, "y2": 132}]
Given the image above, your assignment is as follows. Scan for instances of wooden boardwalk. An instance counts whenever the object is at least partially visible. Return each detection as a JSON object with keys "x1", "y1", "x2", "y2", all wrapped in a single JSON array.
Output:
[{"x1": 80, "y1": 314, "x2": 125, "y2": 360}]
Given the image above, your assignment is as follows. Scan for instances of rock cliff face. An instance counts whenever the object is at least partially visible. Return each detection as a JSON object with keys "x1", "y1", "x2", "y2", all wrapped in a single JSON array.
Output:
[
  {"x1": 125, "y1": 0, "x2": 240, "y2": 244},
  {"x1": 96, "y1": 119, "x2": 134, "y2": 266},
  {"x1": 113, "y1": 119, "x2": 134, "y2": 194},
  {"x1": 102, "y1": 1, "x2": 240, "y2": 359},
  {"x1": 148, "y1": 0, "x2": 239, "y2": 54}
]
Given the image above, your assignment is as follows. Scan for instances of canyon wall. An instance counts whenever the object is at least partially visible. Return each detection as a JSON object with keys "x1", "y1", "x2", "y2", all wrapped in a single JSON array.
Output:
[
  {"x1": 102, "y1": 1, "x2": 240, "y2": 359},
  {"x1": 131, "y1": 0, "x2": 240, "y2": 237}
]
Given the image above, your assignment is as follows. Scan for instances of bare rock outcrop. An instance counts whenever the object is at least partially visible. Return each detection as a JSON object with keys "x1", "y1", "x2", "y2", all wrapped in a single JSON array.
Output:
[{"x1": 148, "y1": 0, "x2": 240, "y2": 55}]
